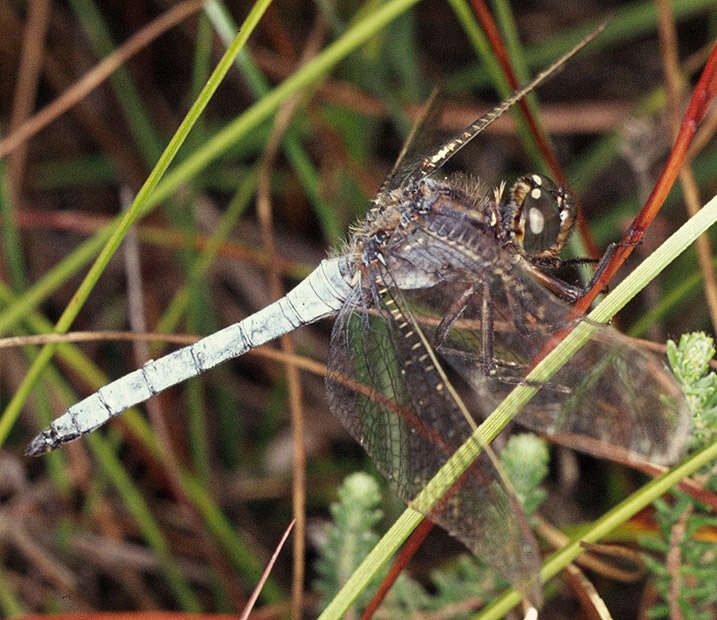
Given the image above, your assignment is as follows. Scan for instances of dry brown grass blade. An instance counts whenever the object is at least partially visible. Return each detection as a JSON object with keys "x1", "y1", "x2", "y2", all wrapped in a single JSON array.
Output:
[
  {"x1": 563, "y1": 563, "x2": 614, "y2": 620},
  {"x1": 6, "y1": 0, "x2": 51, "y2": 192},
  {"x1": 0, "y1": 0, "x2": 203, "y2": 159},
  {"x1": 657, "y1": 0, "x2": 717, "y2": 335},
  {"x1": 119, "y1": 189, "x2": 251, "y2": 610},
  {"x1": 537, "y1": 517, "x2": 645, "y2": 583},
  {"x1": 255, "y1": 14, "x2": 328, "y2": 617},
  {"x1": 239, "y1": 519, "x2": 296, "y2": 620}
]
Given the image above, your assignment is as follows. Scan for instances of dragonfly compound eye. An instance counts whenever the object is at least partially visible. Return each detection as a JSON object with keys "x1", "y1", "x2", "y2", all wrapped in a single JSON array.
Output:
[{"x1": 508, "y1": 174, "x2": 576, "y2": 257}]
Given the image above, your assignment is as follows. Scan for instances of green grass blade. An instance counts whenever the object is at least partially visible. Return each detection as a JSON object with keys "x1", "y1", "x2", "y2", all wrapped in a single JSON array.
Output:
[
  {"x1": 448, "y1": 0, "x2": 546, "y2": 172},
  {"x1": 147, "y1": 0, "x2": 422, "y2": 210},
  {"x1": 0, "y1": 160, "x2": 26, "y2": 291},
  {"x1": 321, "y1": 193, "x2": 717, "y2": 618},
  {"x1": 68, "y1": 0, "x2": 163, "y2": 164},
  {"x1": 0, "y1": 0, "x2": 273, "y2": 447},
  {"x1": 0, "y1": 230, "x2": 111, "y2": 337},
  {"x1": 85, "y1": 432, "x2": 203, "y2": 610},
  {"x1": 0, "y1": 564, "x2": 25, "y2": 618},
  {"x1": 205, "y1": 0, "x2": 345, "y2": 242},
  {"x1": 479, "y1": 435, "x2": 717, "y2": 618}
]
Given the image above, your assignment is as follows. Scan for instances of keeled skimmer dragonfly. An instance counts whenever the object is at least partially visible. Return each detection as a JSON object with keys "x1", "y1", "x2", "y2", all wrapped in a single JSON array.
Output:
[{"x1": 26, "y1": 28, "x2": 689, "y2": 604}]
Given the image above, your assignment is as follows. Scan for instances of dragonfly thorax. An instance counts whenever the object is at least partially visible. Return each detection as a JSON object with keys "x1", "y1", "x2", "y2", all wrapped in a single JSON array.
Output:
[{"x1": 355, "y1": 177, "x2": 511, "y2": 292}]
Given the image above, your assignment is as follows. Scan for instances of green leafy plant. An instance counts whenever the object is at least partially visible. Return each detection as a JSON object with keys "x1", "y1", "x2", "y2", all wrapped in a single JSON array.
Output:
[
  {"x1": 642, "y1": 333, "x2": 717, "y2": 619},
  {"x1": 314, "y1": 473, "x2": 387, "y2": 611},
  {"x1": 668, "y1": 332, "x2": 717, "y2": 450},
  {"x1": 315, "y1": 434, "x2": 550, "y2": 618}
]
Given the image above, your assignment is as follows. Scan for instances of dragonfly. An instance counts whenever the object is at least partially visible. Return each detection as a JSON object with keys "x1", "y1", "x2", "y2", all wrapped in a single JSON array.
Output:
[{"x1": 26, "y1": 28, "x2": 689, "y2": 605}]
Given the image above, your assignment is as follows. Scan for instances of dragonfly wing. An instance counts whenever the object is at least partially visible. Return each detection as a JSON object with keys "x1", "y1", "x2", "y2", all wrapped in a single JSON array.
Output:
[
  {"x1": 364, "y1": 181, "x2": 689, "y2": 465},
  {"x1": 424, "y1": 266, "x2": 690, "y2": 466},
  {"x1": 326, "y1": 276, "x2": 542, "y2": 603}
]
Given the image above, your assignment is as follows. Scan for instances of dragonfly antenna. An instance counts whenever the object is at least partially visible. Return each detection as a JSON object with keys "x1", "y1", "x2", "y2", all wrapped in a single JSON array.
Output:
[{"x1": 409, "y1": 19, "x2": 609, "y2": 183}]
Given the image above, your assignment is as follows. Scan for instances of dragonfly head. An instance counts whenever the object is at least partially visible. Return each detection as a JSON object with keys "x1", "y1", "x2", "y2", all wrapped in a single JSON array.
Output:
[{"x1": 503, "y1": 174, "x2": 576, "y2": 257}]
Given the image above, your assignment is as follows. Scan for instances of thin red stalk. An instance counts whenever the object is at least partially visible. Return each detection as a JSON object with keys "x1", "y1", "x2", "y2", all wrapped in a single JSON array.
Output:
[
  {"x1": 657, "y1": 0, "x2": 717, "y2": 335},
  {"x1": 575, "y1": 38, "x2": 717, "y2": 314},
  {"x1": 469, "y1": 0, "x2": 562, "y2": 179},
  {"x1": 359, "y1": 518, "x2": 435, "y2": 620},
  {"x1": 527, "y1": 37, "x2": 717, "y2": 374}
]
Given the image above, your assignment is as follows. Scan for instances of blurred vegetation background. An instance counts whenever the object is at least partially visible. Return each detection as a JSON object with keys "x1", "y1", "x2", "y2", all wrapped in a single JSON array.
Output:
[{"x1": 1, "y1": 0, "x2": 716, "y2": 618}]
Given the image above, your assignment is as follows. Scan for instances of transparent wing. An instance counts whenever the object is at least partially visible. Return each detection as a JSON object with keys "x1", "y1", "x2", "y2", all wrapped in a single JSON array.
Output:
[
  {"x1": 326, "y1": 268, "x2": 542, "y2": 604},
  {"x1": 405, "y1": 259, "x2": 690, "y2": 467},
  {"x1": 368, "y1": 189, "x2": 690, "y2": 467}
]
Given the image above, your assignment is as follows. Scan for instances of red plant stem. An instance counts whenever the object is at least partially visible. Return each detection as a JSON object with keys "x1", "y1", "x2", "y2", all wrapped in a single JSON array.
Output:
[
  {"x1": 359, "y1": 518, "x2": 435, "y2": 620},
  {"x1": 575, "y1": 37, "x2": 717, "y2": 314}
]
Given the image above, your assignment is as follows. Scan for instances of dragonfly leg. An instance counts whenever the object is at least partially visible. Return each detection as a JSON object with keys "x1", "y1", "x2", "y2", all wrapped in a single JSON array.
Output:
[
  {"x1": 581, "y1": 239, "x2": 641, "y2": 295},
  {"x1": 524, "y1": 239, "x2": 641, "y2": 301},
  {"x1": 431, "y1": 277, "x2": 533, "y2": 376},
  {"x1": 503, "y1": 273, "x2": 592, "y2": 336},
  {"x1": 502, "y1": 276, "x2": 548, "y2": 336},
  {"x1": 430, "y1": 278, "x2": 508, "y2": 379},
  {"x1": 435, "y1": 282, "x2": 478, "y2": 345},
  {"x1": 436, "y1": 343, "x2": 571, "y2": 393}
]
